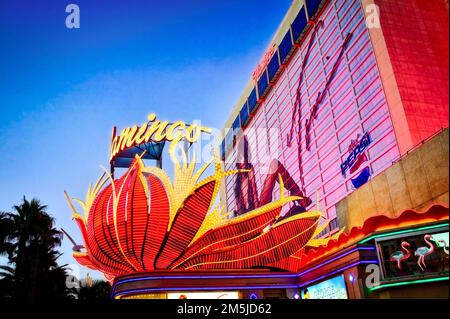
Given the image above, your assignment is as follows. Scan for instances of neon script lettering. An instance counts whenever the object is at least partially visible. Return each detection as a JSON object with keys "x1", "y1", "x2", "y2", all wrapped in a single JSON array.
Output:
[
  {"x1": 252, "y1": 44, "x2": 276, "y2": 82},
  {"x1": 287, "y1": 20, "x2": 324, "y2": 148},
  {"x1": 110, "y1": 113, "x2": 211, "y2": 160}
]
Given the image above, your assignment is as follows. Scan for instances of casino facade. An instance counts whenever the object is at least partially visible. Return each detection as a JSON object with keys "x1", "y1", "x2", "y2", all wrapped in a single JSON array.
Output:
[
  {"x1": 68, "y1": 0, "x2": 449, "y2": 299},
  {"x1": 219, "y1": 0, "x2": 449, "y2": 298}
]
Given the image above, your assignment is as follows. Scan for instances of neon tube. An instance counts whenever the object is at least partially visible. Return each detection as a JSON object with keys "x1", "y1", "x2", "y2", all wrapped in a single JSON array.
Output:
[
  {"x1": 359, "y1": 223, "x2": 448, "y2": 244},
  {"x1": 369, "y1": 276, "x2": 449, "y2": 292}
]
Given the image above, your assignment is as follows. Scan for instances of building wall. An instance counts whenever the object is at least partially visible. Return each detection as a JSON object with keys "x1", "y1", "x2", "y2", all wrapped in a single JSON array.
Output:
[
  {"x1": 222, "y1": 0, "x2": 400, "y2": 233},
  {"x1": 220, "y1": 0, "x2": 449, "y2": 236},
  {"x1": 364, "y1": 0, "x2": 449, "y2": 155},
  {"x1": 336, "y1": 128, "x2": 449, "y2": 230}
]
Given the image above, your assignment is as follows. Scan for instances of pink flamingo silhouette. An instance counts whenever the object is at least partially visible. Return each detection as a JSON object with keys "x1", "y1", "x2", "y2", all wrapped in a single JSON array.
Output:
[
  {"x1": 414, "y1": 234, "x2": 435, "y2": 271},
  {"x1": 389, "y1": 241, "x2": 411, "y2": 270},
  {"x1": 436, "y1": 239, "x2": 449, "y2": 255}
]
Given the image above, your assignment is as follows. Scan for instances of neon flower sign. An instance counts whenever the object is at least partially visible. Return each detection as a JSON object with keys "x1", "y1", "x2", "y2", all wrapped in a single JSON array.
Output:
[{"x1": 66, "y1": 114, "x2": 342, "y2": 282}]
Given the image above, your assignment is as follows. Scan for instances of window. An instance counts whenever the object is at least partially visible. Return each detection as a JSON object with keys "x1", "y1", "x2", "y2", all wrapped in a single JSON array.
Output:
[
  {"x1": 306, "y1": 0, "x2": 323, "y2": 20},
  {"x1": 292, "y1": 6, "x2": 308, "y2": 43},
  {"x1": 279, "y1": 30, "x2": 294, "y2": 65},
  {"x1": 232, "y1": 116, "x2": 241, "y2": 131},
  {"x1": 232, "y1": 116, "x2": 241, "y2": 144},
  {"x1": 221, "y1": 139, "x2": 226, "y2": 160},
  {"x1": 267, "y1": 51, "x2": 281, "y2": 82},
  {"x1": 240, "y1": 101, "x2": 250, "y2": 127},
  {"x1": 257, "y1": 70, "x2": 270, "y2": 99},
  {"x1": 248, "y1": 87, "x2": 259, "y2": 114}
]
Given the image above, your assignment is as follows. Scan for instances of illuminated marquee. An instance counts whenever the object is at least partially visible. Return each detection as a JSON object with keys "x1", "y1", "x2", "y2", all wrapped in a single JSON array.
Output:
[{"x1": 110, "y1": 113, "x2": 212, "y2": 161}]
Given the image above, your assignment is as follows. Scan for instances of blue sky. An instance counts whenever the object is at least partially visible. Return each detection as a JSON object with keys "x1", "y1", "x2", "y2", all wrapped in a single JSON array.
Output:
[{"x1": 0, "y1": 0, "x2": 293, "y2": 279}]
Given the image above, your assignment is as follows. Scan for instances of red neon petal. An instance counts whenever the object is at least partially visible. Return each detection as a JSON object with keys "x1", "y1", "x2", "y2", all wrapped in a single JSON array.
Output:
[
  {"x1": 86, "y1": 173, "x2": 134, "y2": 275},
  {"x1": 141, "y1": 174, "x2": 170, "y2": 270},
  {"x1": 155, "y1": 181, "x2": 216, "y2": 269},
  {"x1": 172, "y1": 207, "x2": 282, "y2": 269},
  {"x1": 73, "y1": 253, "x2": 97, "y2": 271},
  {"x1": 178, "y1": 214, "x2": 319, "y2": 270},
  {"x1": 117, "y1": 166, "x2": 148, "y2": 271}
]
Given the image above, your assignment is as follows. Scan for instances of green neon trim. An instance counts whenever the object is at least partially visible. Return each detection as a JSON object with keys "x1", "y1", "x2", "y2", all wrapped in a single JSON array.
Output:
[
  {"x1": 369, "y1": 276, "x2": 449, "y2": 292},
  {"x1": 358, "y1": 223, "x2": 448, "y2": 244}
]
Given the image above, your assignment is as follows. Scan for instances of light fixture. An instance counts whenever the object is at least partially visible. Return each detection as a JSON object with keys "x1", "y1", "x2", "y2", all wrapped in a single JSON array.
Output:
[{"x1": 348, "y1": 274, "x2": 355, "y2": 283}]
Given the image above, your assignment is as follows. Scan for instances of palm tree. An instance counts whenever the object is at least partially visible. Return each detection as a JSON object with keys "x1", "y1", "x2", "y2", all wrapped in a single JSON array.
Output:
[
  {"x1": 0, "y1": 265, "x2": 15, "y2": 299},
  {"x1": 0, "y1": 211, "x2": 15, "y2": 300},
  {"x1": 0, "y1": 212, "x2": 13, "y2": 257},
  {"x1": 77, "y1": 279, "x2": 111, "y2": 301},
  {"x1": 0, "y1": 197, "x2": 68, "y2": 302}
]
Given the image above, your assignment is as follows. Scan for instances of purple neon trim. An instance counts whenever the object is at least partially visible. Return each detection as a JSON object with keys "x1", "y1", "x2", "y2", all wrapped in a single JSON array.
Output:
[
  {"x1": 112, "y1": 259, "x2": 379, "y2": 298},
  {"x1": 297, "y1": 246, "x2": 375, "y2": 277},
  {"x1": 299, "y1": 260, "x2": 378, "y2": 288},
  {"x1": 113, "y1": 246, "x2": 374, "y2": 286},
  {"x1": 111, "y1": 246, "x2": 376, "y2": 296},
  {"x1": 116, "y1": 273, "x2": 297, "y2": 284},
  {"x1": 112, "y1": 273, "x2": 298, "y2": 295},
  {"x1": 113, "y1": 285, "x2": 300, "y2": 299}
]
